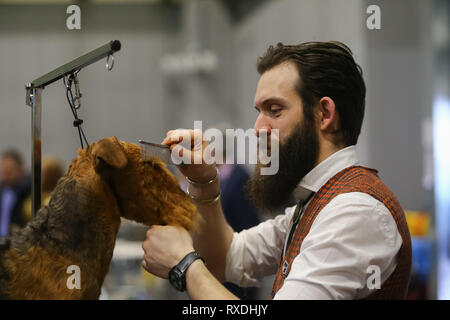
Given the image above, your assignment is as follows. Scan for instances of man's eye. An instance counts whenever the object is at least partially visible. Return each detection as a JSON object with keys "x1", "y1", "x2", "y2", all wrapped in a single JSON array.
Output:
[{"x1": 270, "y1": 107, "x2": 282, "y2": 114}]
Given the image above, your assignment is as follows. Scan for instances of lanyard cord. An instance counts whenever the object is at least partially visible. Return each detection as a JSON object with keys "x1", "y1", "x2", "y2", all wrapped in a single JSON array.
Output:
[
  {"x1": 64, "y1": 73, "x2": 89, "y2": 149},
  {"x1": 285, "y1": 191, "x2": 315, "y2": 253}
]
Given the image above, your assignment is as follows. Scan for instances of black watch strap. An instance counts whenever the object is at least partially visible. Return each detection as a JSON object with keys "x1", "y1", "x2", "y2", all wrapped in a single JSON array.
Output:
[
  {"x1": 169, "y1": 251, "x2": 205, "y2": 291},
  {"x1": 177, "y1": 251, "x2": 204, "y2": 273}
]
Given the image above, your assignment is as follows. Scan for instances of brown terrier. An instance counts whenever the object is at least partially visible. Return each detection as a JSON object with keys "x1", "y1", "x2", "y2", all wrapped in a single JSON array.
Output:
[{"x1": 0, "y1": 136, "x2": 198, "y2": 299}]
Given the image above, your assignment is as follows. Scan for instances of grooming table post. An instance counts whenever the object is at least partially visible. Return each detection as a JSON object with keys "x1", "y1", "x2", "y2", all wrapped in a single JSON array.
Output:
[
  {"x1": 25, "y1": 40, "x2": 121, "y2": 216},
  {"x1": 30, "y1": 87, "x2": 42, "y2": 217}
]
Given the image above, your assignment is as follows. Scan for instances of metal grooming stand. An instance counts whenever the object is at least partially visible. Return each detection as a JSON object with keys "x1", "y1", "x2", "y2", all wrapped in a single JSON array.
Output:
[{"x1": 25, "y1": 40, "x2": 121, "y2": 216}]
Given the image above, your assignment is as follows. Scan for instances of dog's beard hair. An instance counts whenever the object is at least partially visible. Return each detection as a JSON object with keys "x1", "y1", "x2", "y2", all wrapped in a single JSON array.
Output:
[{"x1": 245, "y1": 118, "x2": 319, "y2": 213}]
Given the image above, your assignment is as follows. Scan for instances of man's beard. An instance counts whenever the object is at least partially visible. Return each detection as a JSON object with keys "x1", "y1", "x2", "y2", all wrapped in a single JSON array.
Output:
[{"x1": 245, "y1": 118, "x2": 319, "y2": 213}]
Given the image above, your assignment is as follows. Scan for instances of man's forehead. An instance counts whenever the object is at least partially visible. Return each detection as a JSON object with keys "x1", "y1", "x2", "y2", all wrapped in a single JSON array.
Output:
[{"x1": 254, "y1": 61, "x2": 299, "y2": 106}]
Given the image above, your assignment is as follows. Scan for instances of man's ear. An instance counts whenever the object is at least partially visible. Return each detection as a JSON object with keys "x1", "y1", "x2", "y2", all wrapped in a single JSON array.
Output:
[
  {"x1": 317, "y1": 97, "x2": 338, "y2": 133},
  {"x1": 91, "y1": 136, "x2": 128, "y2": 173}
]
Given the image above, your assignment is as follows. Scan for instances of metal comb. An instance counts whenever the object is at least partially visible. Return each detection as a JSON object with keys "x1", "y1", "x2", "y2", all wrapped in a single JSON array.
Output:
[{"x1": 138, "y1": 140, "x2": 175, "y2": 166}]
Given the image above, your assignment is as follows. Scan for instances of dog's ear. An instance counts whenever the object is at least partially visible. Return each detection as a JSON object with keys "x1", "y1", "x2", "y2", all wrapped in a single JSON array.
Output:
[{"x1": 91, "y1": 136, "x2": 128, "y2": 173}]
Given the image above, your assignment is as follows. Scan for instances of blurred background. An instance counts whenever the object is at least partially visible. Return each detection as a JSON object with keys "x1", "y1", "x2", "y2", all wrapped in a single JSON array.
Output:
[{"x1": 0, "y1": 0, "x2": 448, "y2": 299}]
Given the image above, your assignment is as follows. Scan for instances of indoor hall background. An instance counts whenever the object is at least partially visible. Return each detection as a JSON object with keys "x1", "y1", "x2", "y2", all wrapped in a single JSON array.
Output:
[{"x1": 0, "y1": 0, "x2": 441, "y2": 299}]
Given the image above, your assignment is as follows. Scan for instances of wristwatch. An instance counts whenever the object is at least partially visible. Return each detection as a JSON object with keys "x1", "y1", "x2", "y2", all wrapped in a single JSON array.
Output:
[{"x1": 169, "y1": 251, "x2": 205, "y2": 292}]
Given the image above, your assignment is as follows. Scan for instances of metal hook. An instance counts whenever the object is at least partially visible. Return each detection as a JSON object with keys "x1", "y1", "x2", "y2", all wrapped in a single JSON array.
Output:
[
  {"x1": 72, "y1": 73, "x2": 82, "y2": 109},
  {"x1": 63, "y1": 75, "x2": 71, "y2": 89},
  {"x1": 106, "y1": 54, "x2": 114, "y2": 71},
  {"x1": 63, "y1": 72, "x2": 82, "y2": 109}
]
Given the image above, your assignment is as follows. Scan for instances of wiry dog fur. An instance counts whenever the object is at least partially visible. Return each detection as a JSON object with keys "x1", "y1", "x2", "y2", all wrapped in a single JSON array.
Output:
[{"x1": 0, "y1": 136, "x2": 198, "y2": 299}]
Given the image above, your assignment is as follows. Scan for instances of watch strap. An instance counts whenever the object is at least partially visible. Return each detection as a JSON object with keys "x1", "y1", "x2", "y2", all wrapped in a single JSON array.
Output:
[
  {"x1": 176, "y1": 251, "x2": 205, "y2": 274},
  {"x1": 169, "y1": 251, "x2": 205, "y2": 291}
]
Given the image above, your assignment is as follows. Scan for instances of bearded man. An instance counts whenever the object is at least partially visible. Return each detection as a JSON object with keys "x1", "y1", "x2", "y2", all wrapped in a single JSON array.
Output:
[{"x1": 141, "y1": 41, "x2": 412, "y2": 300}]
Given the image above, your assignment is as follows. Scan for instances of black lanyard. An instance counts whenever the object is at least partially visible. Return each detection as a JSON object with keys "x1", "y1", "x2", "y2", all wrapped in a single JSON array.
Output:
[
  {"x1": 64, "y1": 72, "x2": 90, "y2": 149},
  {"x1": 285, "y1": 192, "x2": 315, "y2": 252}
]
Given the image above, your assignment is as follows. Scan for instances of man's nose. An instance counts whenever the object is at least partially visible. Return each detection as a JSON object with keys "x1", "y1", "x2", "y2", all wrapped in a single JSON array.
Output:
[{"x1": 253, "y1": 113, "x2": 272, "y2": 137}]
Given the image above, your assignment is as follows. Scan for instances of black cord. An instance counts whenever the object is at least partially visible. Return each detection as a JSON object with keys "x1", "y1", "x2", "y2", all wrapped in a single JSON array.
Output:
[{"x1": 64, "y1": 74, "x2": 89, "y2": 149}]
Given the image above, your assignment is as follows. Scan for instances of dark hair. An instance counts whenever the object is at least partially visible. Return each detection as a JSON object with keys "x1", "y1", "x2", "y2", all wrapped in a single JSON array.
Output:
[
  {"x1": 1, "y1": 149, "x2": 23, "y2": 167},
  {"x1": 257, "y1": 41, "x2": 366, "y2": 146}
]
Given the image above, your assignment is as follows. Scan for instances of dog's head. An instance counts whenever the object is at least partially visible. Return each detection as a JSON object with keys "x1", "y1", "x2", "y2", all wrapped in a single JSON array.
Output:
[{"x1": 66, "y1": 136, "x2": 198, "y2": 230}]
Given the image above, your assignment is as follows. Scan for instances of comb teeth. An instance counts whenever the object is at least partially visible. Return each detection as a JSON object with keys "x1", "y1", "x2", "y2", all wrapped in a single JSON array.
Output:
[{"x1": 139, "y1": 140, "x2": 175, "y2": 165}]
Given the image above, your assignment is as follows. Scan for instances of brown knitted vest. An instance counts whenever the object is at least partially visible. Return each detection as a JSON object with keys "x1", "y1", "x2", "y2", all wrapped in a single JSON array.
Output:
[{"x1": 270, "y1": 166, "x2": 412, "y2": 299}]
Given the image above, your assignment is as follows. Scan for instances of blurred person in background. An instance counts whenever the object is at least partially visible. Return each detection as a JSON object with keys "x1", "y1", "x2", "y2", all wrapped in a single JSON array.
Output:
[
  {"x1": 0, "y1": 149, "x2": 31, "y2": 239},
  {"x1": 142, "y1": 41, "x2": 412, "y2": 300},
  {"x1": 22, "y1": 156, "x2": 64, "y2": 222}
]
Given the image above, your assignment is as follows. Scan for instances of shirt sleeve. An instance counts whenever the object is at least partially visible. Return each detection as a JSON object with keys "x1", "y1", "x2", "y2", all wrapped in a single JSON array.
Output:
[
  {"x1": 274, "y1": 192, "x2": 403, "y2": 300},
  {"x1": 225, "y1": 205, "x2": 296, "y2": 287}
]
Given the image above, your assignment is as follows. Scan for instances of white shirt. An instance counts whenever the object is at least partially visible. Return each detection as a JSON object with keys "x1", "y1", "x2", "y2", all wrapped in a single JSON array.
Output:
[{"x1": 225, "y1": 146, "x2": 403, "y2": 299}]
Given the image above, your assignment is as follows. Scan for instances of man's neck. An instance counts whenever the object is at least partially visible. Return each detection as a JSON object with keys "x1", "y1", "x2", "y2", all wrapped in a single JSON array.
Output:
[{"x1": 316, "y1": 143, "x2": 344, "y2": 167}]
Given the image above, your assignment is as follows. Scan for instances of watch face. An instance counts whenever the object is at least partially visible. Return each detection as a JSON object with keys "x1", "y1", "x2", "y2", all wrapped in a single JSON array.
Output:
[
  {"x1": 169, "y1": 268, "x2": 185, "y2": 291},
  {"x1": 169, "y1": 252, "x2": 203, "y2": 292}
]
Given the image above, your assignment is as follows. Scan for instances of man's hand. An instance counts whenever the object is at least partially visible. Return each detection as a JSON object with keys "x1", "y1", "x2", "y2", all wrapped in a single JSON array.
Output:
[
  {"x1": 161, "y1": 129, "x2": 217, "y2": 183},
  {"x1": 142, "y1": 226, "x2": 238, "y2": 300},
  {"x1": 142, "y1": 225, "x2": 194, "y2": 279}
]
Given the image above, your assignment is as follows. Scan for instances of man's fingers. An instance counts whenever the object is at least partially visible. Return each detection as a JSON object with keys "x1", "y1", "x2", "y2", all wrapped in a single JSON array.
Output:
[
  {"x1": 145, "y1": 226, "x2": 154, "y2": 239},
  {"x1": 162, "y1": 134, "x2": 182, "y2": 146},
  {"x1": 169, "y1": 144, "x2": 190, "y2": 157},
  {"x1": 161, "y1": 129, "x2": 204, "y2": 147}
]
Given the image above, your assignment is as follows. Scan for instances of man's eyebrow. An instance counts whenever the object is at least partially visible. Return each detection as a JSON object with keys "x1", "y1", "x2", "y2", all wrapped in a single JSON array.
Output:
[{"x1": 255, "y1": 97, "x2": 288, "y2": 108}]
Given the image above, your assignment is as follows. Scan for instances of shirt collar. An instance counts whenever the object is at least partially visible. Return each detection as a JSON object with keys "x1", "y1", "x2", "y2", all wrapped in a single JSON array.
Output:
[{"x1": 292, "y1": 145, "x2": 359, "y2": 201}]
